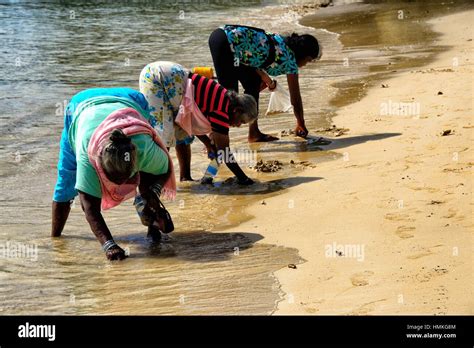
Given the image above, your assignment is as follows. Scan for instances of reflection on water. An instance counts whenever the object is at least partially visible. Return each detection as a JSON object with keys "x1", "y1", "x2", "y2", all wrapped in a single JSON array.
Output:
[
  {"x1": 0, "y1": 230, "x2": 301, "y2": 315},
  {"x1": 1, "y1": 0, "x2": 471, "y2": 314}
]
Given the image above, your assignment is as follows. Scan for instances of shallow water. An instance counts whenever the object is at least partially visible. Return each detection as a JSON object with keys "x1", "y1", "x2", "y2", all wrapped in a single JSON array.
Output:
[{"x1": 1, "y1": 0, "x2": 471, "y2": 315}]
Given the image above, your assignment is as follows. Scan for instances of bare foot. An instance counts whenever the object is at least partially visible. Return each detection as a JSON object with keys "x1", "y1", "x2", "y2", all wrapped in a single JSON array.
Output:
[
  {"x1": 180, "y1": 176, "x2": 195, "y2": 182},
  {"x1": 248, "y1": 134, "x2": 279, "y2": 143}
]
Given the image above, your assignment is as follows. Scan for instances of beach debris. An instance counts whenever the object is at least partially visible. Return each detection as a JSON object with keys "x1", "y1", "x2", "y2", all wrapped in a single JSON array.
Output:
[
  {"x1": 288, "y1": 264, "x2": 297, "y2": 269},
  {"x1": 261, "y1": 200, "x2": 266, "y2": 205},
  {"x1": 250, "y1": 159, "x2": 283, "y2": 173},
  {"x1": 306, "y1": 137, "x2": 332, "y2": 145},
  {"x1": 441, "y1": 129, "x2": 452, "y2": 136},
  {"x1": 289, "y1": 160, "x2": 316, "y2": 169},
  {"x1": 280, "y1": 128, "x2": 296, "y2": 137},
  {"x1": 437, "y1": 91, "x2": 443, "y2": 95},
  {"x1": 281, "y1": 126, "x2": 343, "y2": 139},
  {"x1": 315, "y1": 124, "x2": 349, "y2": 137},
  {"x1": 430, "y1": 200, "x2": 444, "y2": 205},
  {"x1": 335, "y1": 250, "x2": 344, "y2": 257},
  {"x1": 381, "y1": 83, "x2": 389, "y2": 88}
]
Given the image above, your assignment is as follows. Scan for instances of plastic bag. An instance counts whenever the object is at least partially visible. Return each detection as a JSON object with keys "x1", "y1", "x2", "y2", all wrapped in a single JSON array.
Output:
[{"x1": 265, "y1": 84, "x2": 293, "y2": 115}]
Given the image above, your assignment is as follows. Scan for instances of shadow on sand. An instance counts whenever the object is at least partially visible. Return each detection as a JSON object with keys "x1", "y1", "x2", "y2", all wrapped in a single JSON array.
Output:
[
  {"x1": 182, "y1": 176, "x2": 323, "y2": 196},
  {"x1": 255, "y1": 132, "x2": 402, "y2": 153}
]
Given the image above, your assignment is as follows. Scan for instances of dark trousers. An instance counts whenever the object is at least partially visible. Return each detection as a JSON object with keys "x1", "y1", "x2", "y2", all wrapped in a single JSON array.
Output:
[{"x1": 208, "y1": 28, "x2": 262, "y2": 111}]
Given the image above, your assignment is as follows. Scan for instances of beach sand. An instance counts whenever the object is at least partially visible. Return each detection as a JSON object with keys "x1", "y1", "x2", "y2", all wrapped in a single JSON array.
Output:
[{"x1": 226, "y1": 10, "x2": 473, "y2": 315}]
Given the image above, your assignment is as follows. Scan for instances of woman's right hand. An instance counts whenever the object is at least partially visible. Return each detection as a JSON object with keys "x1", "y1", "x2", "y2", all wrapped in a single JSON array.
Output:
[{"x1": 106, "y1": 245, "x2": 127, "y2": 261}]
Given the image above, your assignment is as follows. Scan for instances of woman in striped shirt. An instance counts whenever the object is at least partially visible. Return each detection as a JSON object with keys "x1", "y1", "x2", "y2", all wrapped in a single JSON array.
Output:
[{"x1": 139, "y1": 61, "x2": 257, "y2": 185}]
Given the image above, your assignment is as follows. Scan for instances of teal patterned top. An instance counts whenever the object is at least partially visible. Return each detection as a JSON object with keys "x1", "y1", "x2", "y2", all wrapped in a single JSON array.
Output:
[{"x1": 222, "y1": 25, "x2": 299, "y2": 77}]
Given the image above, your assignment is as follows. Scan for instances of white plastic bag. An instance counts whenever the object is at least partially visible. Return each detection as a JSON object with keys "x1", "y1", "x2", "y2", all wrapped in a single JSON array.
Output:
[{"x1": 265, "y1": 83, "x2": 293, "y2": 115}]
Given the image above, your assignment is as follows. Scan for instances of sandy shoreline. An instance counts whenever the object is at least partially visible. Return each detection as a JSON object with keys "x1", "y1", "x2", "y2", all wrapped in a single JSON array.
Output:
[{"x1": 226, "y1": 10, "x2": 473, "y2": 315}]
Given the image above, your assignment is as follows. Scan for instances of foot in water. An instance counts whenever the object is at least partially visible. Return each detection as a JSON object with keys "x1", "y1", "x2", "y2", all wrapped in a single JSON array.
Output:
[
  {"x1": 248, "y1": 133, "x2": 279, "y2": 143},
  {"x1": 147, "y1": 225, "x2": 162, "y2": 243}
]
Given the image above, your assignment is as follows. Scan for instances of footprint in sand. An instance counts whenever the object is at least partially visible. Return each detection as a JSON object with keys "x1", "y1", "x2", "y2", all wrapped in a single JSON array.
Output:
[
  {"x1": 304, "y1": 307, "x2": 319, "y2": 314},
  {"x1": 443, "y1": 208, "x2": 457, "y2": 219},
  {"x1": 350, "y1": 271, "x2": 374, "y2": 287},
  {"x1": 407, "y1": 185, "x2": 440, "y2": 193},
  {"x1": 396, "y1": 226, "x2": 415, "y2": 239},
  {"x1": 408, "y1": 244, "x2": 443, "y2": 260},
  {"x1": 442, "y1": 207, "x2": 464, "y2": 221},
  {"x1": 385, "y1": 213, "x2": 415, "y2": 222},
  {"x1": 300, "y1": 299, "x2": 324, "y2": 314},
  {"x1": 349, "y1": 298, "x2": 387, "y2": 315},
  {"x1": 408, "y1": 250, "x2": 434, "y2": 260}
]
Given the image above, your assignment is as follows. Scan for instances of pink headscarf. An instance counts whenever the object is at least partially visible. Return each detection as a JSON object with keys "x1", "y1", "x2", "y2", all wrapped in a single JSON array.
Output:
[
  {"x1": 88, "y1": 107, "x2": 176, "y2": 210},
  {"x1": 175, "y1": 78, "x2": 212, "y2": 136}
]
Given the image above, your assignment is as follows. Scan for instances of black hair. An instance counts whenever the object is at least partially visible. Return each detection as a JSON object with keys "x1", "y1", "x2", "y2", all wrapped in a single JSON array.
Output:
[
  {"x1": 100, "y1": 129, "x2": 136, "y2": 184},
  {"x1": 285, "y1": 33, "x2": 321, "y2": 64}
]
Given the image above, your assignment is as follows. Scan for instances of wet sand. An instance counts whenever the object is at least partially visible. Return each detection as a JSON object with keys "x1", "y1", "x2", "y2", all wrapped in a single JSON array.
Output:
[{"x1": 225, "y1": 9, "x2": 473, "y2": 314}]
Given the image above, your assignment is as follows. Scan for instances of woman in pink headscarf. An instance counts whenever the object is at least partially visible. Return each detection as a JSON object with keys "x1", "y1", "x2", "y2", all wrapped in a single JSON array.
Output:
[{"x1": 52, "y1": 87, "x2": 175, "y2": 261}]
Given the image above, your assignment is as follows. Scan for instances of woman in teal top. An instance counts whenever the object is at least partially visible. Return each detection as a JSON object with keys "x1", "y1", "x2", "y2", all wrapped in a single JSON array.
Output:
[
  {"x1": 209, "y1": 25, "x2": 322, "y2": 142},
  {"x1": 52, "y1": 87, "x2": 173, "y2": 261}
]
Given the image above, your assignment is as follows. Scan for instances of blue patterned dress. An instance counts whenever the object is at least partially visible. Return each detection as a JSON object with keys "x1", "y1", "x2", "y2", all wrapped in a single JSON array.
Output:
[{"x1": 221, "y1": 25, "x2": 299, "y2": 77}]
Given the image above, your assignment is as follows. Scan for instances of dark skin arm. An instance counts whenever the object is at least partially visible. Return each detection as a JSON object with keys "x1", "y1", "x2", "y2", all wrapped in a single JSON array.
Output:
[
  {"x1": 78, "y1": 190, "x2": 127, "y2": 261},
  {"x1": 211, "y1": 132, "x2": 254, "y2": 185},
  {"x1": 196, "y1": 134, "x2": 215, "y2": 157},
  {"x1": 287, "y1": 73, "x2": 308, "y2": 138}
]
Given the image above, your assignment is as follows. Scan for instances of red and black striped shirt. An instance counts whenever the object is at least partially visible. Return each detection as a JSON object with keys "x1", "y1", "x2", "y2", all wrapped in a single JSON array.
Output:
[{"x1": 190, "y1": 73, "x2": 230, "y2": 135}]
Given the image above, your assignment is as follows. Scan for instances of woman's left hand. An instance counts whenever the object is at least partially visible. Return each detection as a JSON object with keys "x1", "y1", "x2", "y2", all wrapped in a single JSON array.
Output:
[
  {"x1": 267, "y1": 79, "x2": 277, "y2": 91},
  {"x1": 295, "y1": 123, "x2": 309, "y2": 138}
]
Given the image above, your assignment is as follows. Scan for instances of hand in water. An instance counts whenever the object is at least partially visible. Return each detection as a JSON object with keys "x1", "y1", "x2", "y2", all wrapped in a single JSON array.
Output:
[
  {"x1": 106, "y1": 245, "x2": 127, "y2": 261},
  {"x1": 295, "y1": 124, "x2": 309, "y2": 138}
]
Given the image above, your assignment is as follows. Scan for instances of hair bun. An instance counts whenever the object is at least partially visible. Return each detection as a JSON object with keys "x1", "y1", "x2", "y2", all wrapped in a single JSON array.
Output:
[{"x1": 109, "y1": 129, "x2": 131, "y2": 144}]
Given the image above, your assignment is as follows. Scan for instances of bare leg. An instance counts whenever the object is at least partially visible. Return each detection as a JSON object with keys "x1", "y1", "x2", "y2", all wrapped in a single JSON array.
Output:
[
  {"x1": 51, "y1": 201, "x2": 71, "y2": 237},
  {"x1": 175, "y1": 143, "x2": 193, "y2": 181}
]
